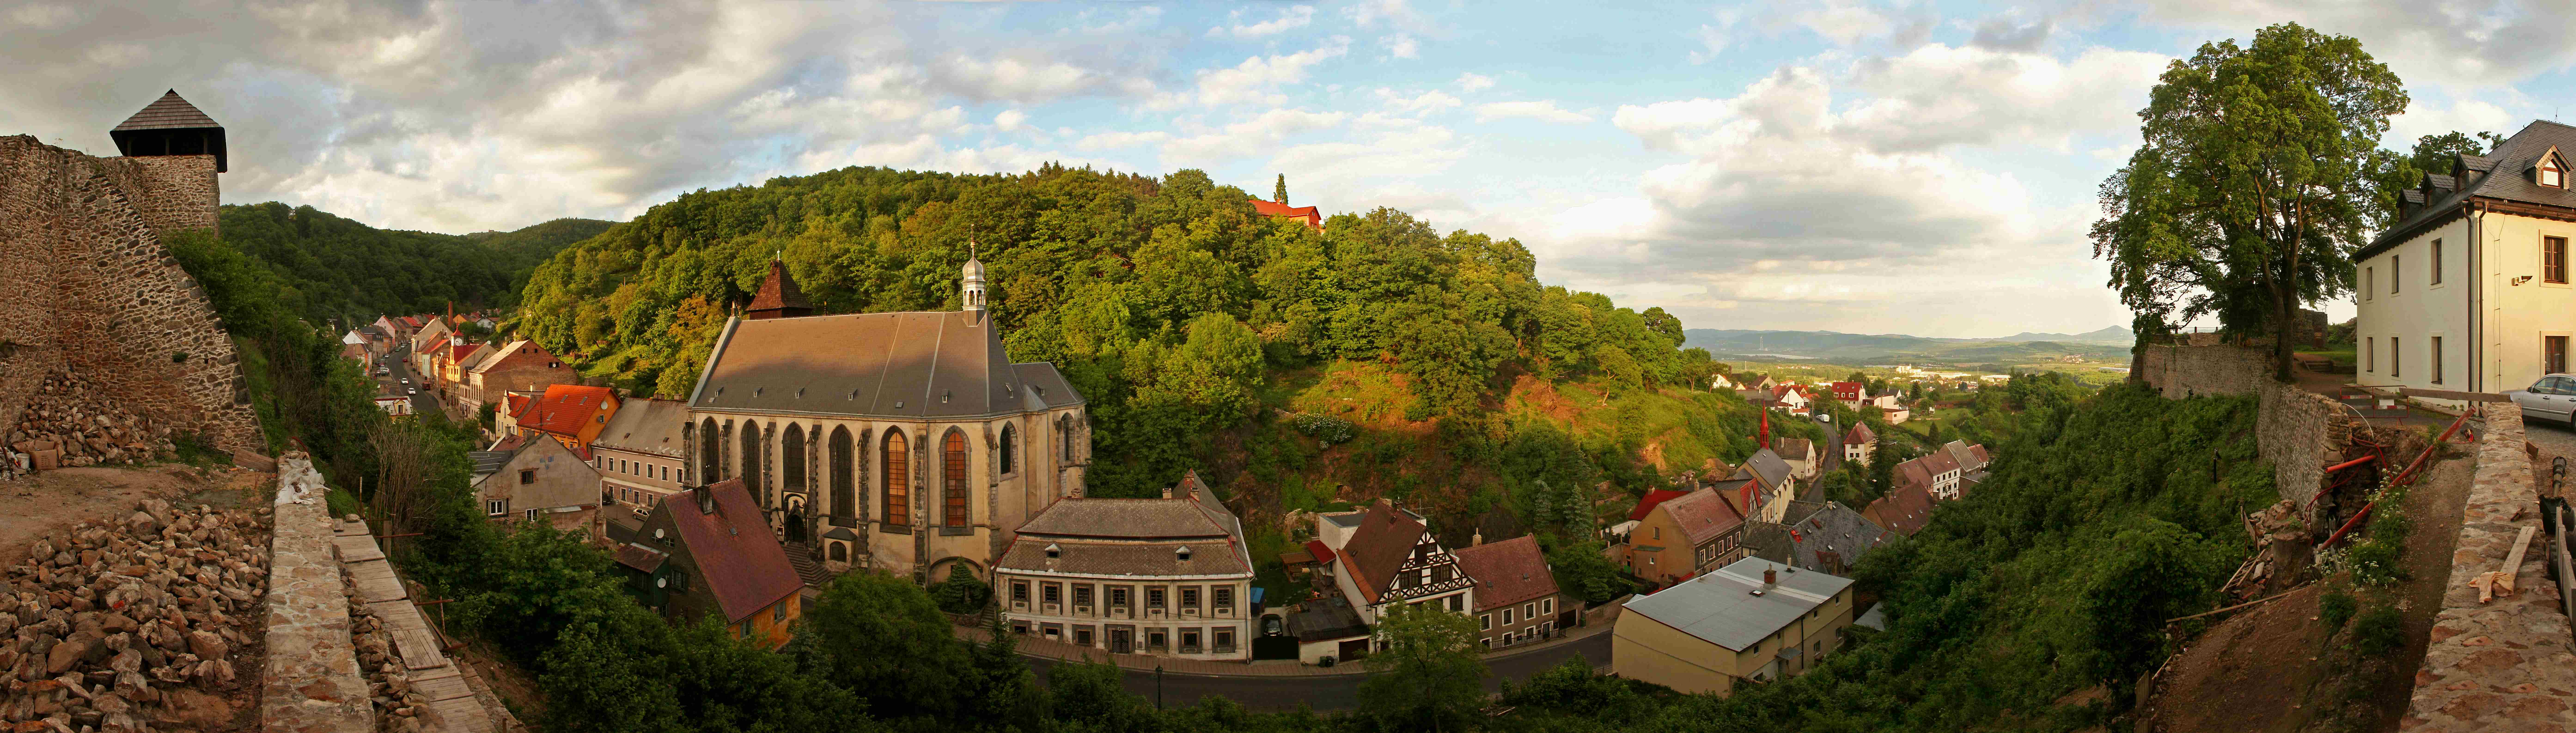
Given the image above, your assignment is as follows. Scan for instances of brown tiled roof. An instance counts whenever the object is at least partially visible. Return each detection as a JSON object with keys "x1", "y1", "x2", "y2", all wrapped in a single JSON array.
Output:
[
  {"x1": 1338, "y1": 500, "x2": 1425, "y2": 604},
  {"x1": 1628, "y1": 490, "x2": 1690, "y2": 522},
  {"x1": 112, "y1": 90, "x2": 219, "y2": 131},
  {"x1": 746, "y1": 259, "x2": 812, "y2": 316},
  {"x1": 1842, "y1": 423, "x2": 1876, "y2": 445},
  {"x1": 1452, "y1": 535, "x2": 1557, "y2": 612},
  {"x1": 1659, "y1": 488, "x2": 1746, "y2": 546},
  {"x1": 1862, "y1": 483, "x2": 1935, "y2": 536},
  {"x1": 691, "y1": 311, "x2": 1083, "y2": 419},
  {"x1": 998, "y1": 474, "x2": 1252, "y2": 577},
  {"x1": 523, "y1": 384, "x2": 616, "y2": 437},
  {"x1": 1897, "y1": 459, "x2": 1935, "y2": 491},
  {"x1": 994, "y1": 538, "x2": 1251, "y2": 578},
  {"x1": 468, "y1": 340, "x2": 549, "y2": 374},
  {"x1": 1706, "y1": 478, "x2": 1755, "y2": 518},
  {"x1": 666, "y1": 479, "x2": 802, "y2": 621},
  {"x1": 592, "y1": 398, "x2": 690, "y2": 458},
  {"x1": 615, "y1": 543, "x2": 667, "y2": 573},
  {"x1": 1771, "y1": 438, "x2": 1812, "y2": 461}
]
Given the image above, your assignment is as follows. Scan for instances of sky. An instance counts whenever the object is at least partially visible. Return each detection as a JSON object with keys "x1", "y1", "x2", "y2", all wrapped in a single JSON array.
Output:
[{"x1": 4, "y1": 1, "x2": 2571, "y2": 339}]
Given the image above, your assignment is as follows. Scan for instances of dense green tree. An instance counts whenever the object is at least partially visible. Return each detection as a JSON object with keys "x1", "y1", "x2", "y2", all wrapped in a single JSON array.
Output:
[
  {"x1": 1274, "y1": 173, "x2": 1289, "y2": 205},
  {"x1": 801, "y1": 571, "x2": 977, "y2": 719},
  {"x1": 2092, "y1": 22, "x2": 2407, "y2": 380},
  {"x1": 1357, "y1": 602, "x2": 1491, "y2": 732}
]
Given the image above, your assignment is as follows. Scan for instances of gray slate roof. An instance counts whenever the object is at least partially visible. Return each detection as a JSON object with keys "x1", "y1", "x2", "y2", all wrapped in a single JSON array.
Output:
[
  {"x1": 1735, "y1": 448, "x2": 1792, "y2": 490},
  {"x1": 1784, "y1": 503, "x2": 1887, "y2": 573},
  {"x1": 593, "y1": 398, "x2": 690, "y2": 459},
  {"x1": 2363, "y1": 119, "x2": 2576, "y2": 259},
  {"x1": 1622, "y1": 557, "x2": 1854, "y2": 651},
  {"x1": 690, "y1": 311, "x2": 1083, "y2": 420}
]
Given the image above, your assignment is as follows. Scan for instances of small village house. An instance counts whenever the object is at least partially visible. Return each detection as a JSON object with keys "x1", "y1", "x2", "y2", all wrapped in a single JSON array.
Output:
[
  {"x1": 1727, "y1": 448, "x2": 1799, "y2": 522},
  {"x1": 515, "y1": 383, "x2": 621, "y2": 453},
  {"x1": 1771, "y1": 437, "x2": 1818, "y2": 481},
  {"x1": 1612, "y1": 558, "x2": 1857, "y2": 696},
  {"x1": 992, "y1": 471, "x2": 1254, "y2": 660},
  {"x1": 1451, "y1": 534, "x2": 1569, "y2": 649},
  {"x1": 1316, "y1": 499, "x2": 1473, "y2": 627},
  {"x1": 616, "y1": 479, "x2": 803, "y2": 649},
  {"x1": 1840, "y1": 423, "x2": 1877, "y2": 466},
  {"x1": 1862, "y1": 481, "x2": 1936, "y2": 537},
  {"x1": 458, "y1": 340, "x2": 577, "y2": 417},
  {"x1": 468, "y1": 434, "x2": 602, "y2": 531},
  {"x1": 1623, "y1": 487, "x2": 1748, "y2": 586},
  {"x1": 591, "y1": 398, "x2": 693, "y2": 520}
]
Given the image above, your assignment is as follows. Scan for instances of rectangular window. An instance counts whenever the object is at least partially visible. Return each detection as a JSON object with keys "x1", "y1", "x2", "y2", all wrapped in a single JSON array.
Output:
[
  {"x1": 1147, "y1": 587, "x2": 1166, "y2": 609},
  {"x1": 1180, "y1": 587, "x2": 1199, "y2": 609},
  {"x1": 2433, "y1": 337, "x2": 2445, "y2": 384},
  {"x1": 1075, "y1": 585, "x2": 1094, "y2": 608},
  {"x1": 1502, "y1": 608, "x2": 1515, "y2": 624},
  {"x1": 1074, "y1": 627, "x2": 1093, "y2": 647},
  {"x1": 773, "y1": 601, "x2": 788, "y2": 621},
  {"x1": 2550, "y1": 336, "x2": 2568, "y2": 375},
  {"x1": 520, "y1": 468, "x2": 536, "y2": 485},
  {"x1": 1481, "y1": 614, "x2": 1492, "y2": 630},
  {"x1": 1524, "y1": 602, "x2": 1537, "y2": 619},
  {"x1": 1214, "y1": 628, "x2": 1234, "y2": 651},
  {"x1": 1042, "y1": 583, "x2": 1061, "y2": 605},
  {"x1": 2432, "y1": 239, "x2": 2443, "y2": 284},
  {"x1": 2392, "y1": 337, "x2": 2402, "y2": 377},
  {"x1": 1447, "y1": 594, "x2": 1462, "y2": 612},
  {"x1": 524, "y1": 508, "x2": 540, "y2": 522},
  {"x1": 2366, "y1": 337, "x2": 2374, "y2": 372},
  {"x1": 2550, "y1": 236, "x2": 2569, "y2": 284},
  {"x1": 1180, "y1": 630, "x2": 1199, "y2": 652},
  {"x1": 1110, "y1": 587, "x2": 1129, "y2": 608},
  {"x1": 2392, "y1": 255, "x2": 2401, "y2": 293},
  {"x1": 485, "y1": 499, "x2": 506, "y2": 516},
  {"x1": 1211, "y1": 587, "x2": 1231, "y2": 611},
  {"x1": 1012, "y1": 582, "x2": 1029, "y2": 603},
  {"x1": 1543, "y1": 598, "x2": 1555, "y2": 615},
  {"x1": 2364, "y1": 268, "x2": 2373, "y2": 300}
]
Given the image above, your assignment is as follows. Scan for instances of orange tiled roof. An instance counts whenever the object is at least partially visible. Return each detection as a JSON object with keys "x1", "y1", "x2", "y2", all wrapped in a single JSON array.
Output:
[
  {"x1": 523, "y1": 384, "x2": 616, "y2": 437},
  {"x1": 1250, "y1": 198, "x2": 1322, "y2": 230}
]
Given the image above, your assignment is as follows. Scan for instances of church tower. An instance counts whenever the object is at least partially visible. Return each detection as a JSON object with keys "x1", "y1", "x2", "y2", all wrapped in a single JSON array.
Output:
[
  {"x1": 746, "y1": 257, "x2": 813, "y2": 320},
  {"x1": 961, "y1": 254, "x2": 988, "y2": 315}
]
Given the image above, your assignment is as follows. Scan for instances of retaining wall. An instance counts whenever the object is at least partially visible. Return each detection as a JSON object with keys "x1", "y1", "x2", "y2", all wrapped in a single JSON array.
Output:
[
  {"x1": 261, "y1": 454, "x2": 373, "y2": 733},
  {"x1": 2401, "y1": 402, "x2": 2576, "y2": 731},
  {"x1": 2134, "y1": 343, "x2": 2350, "y2": 512}
]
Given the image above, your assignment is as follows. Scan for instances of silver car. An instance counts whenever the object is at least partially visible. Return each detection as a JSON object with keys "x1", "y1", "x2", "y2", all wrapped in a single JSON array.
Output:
[{"x1": 2506, "y1": 374, "x2": 2576, "y2": 426}]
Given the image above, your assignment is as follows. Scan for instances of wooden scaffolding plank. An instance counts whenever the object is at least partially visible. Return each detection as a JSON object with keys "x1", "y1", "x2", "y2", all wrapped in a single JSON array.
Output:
[
  {"x1": 350, "y1": 561, "x2": 408, "y2": 604},
  {"x1": 410, "y1": 667, "x2": 473, "y2": 702},
  {"x1": 334, "y1": 520, "x2": 370, "y2": 537},
  {"x1": 392, "y1": 626, "x2": 450, "y2": 670},
  {"x1": 334, "y1": 535, "x2": 385, "y2": 563},
  {"x1": 370, "y1": 602, "x2": 432, "y2": 633},
  {"x1": 424, "y1": 695, "x2": 494, "y2": 733}
]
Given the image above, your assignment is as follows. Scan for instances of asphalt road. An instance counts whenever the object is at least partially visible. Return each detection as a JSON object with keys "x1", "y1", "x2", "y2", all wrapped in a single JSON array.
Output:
[
  {"x1": 373, "y1": 344, "x2": 441, "y2": 417},
  {"x1": 1024, "y1": 630, "x2": 1612, "y2": 712}
]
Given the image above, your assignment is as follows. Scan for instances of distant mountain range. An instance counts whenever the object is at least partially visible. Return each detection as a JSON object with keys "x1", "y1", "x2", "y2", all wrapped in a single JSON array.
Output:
[{"x1": 1681, "y1": 326, "x2": 2135, "y2": 364}]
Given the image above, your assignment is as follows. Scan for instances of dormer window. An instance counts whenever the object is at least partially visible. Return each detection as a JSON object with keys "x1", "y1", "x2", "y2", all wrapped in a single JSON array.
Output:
[
  {"x1": 1044, "y1": 543, "x2": 1061, "y2": 559},
  {"x1": 2545, "y1": 156, "x2": 2566, "y2": 188},
  {"x1": 1175, "y1": 546, "x2": 1192, "y2": 561}
]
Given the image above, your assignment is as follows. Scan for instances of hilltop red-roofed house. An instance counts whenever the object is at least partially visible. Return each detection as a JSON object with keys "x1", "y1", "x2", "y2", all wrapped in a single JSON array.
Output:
[
  {"x1": 1622, "y1": 488, "x2": 1749, "y2": 585},
  {"x1": 619, "y1": 478, "x2": 804, "y2": 649},
  {"x1": 1828, "y1": 381, "x2": 1866, "y2": 404},
  {"x1": 1251, "y1": 198, "x2": 1323, "y2": 231}
]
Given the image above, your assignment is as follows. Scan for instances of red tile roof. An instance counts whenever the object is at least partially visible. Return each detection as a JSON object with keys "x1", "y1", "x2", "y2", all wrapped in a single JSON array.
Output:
[
  {"x1": 1337, "y1": 499, "x2": 1424, "y2": 604},
  {"x1": 1659, "y1": 488, "x2": 1747, "y2": 546},
  {"x1": 1863, "y1": 483, "x2": 1936, "y2": 536},
  {"x1": 1829, "y1": 381, "x2": 1864, "y2": 401},
  {"x1": 1451, "y1": 535, "x2": 1558, "y2": 612},
  {"x1": 667, "y1": 479, "x2": 802, "y2": 622},
  {"x1": 1304, "y1": 539, "x2": 1336, "y2": 566},
  {"x1": 522, "y1": 384, "x2": 616, "y2": 438},
  {"x1": 1629, "y1": 490, "x2": 1691, "y2": 522},
  {"x1": 505, "y1": 393, "x2": 535, "y2": 420},
  {"x1": 615, "y1": 543, "x2": 668, "y2": 573},
  {"x1": 1250, "y1": 198, "x2": 1323, "y2": 230},
  {"x1": 449, "y1": 343, "x2": 483, "y2": 363},
  {"x1": 1842, "y1": 423, "x2": 1877, "y2": 445}
]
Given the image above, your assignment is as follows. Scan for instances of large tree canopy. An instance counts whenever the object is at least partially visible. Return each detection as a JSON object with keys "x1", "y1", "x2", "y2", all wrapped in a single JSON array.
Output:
[{"x1": 2092, "y1": 23, "x2": 2406, "y2": 379}]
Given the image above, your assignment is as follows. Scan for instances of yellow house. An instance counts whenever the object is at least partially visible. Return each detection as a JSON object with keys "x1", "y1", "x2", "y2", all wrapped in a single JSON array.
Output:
[
  {"x1": 1612, "y1": 557, "x2": 1856, "y2": 696},
  {"x1": 2356, "y1": 120, "x2": 2576, "y2": 403}
]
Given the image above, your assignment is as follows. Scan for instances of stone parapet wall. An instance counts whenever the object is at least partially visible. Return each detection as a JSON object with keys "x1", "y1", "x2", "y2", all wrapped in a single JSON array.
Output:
[
  {"x1": 0, "y1": 135, "x2": 260, "y2": 459},
  {"x1": 2136, "y1": 343, "x2": 2352, "y2": 512},
  {"x1": 262, "y1": 455, "x2": 372, "y2": 733},
  {"x1": 2402, "y1": 402, "x2": 2576, "y2": 731}
]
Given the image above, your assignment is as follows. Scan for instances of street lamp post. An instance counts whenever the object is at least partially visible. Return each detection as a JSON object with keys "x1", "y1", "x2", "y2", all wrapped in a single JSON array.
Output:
[{"x1": 1154, "y1": 664, "x2": 1163, "y2": 709}]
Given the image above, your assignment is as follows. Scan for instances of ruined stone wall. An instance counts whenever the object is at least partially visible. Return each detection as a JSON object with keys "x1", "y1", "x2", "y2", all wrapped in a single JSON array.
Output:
[
  {"x1": 2402, "y1": 401, "x2": 2576, "y2": 731},
  {"x1": 0, "y1": 135, "x2": 259, "y2": 465},
  {"x1": 2137, "y1": 343, "x2": 2352, "y2": 512}
]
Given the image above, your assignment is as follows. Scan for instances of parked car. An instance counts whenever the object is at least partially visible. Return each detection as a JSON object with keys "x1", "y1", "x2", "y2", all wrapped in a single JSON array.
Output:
[
  {"x1": 406, "y1": 388, "x2": 418, "y2": 395},
  {"x1": 2505, "y1": 374, "x2": 2576, "y2": 427}
]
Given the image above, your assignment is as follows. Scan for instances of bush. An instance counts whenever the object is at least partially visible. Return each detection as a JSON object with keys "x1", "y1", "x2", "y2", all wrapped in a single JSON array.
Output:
[
  {"x1": 1290, "y1": 413, "x2": 1356, "y2": 446},
  {"x1": 931, "y1": 564, "x2": 992, "y2": 614},
  {"x1": 2353, "y1": 603, "x2": 2406, "y2": 655},
  {"x1": 2318, "y1": 589, "x2": 2357, "y2": 632}
]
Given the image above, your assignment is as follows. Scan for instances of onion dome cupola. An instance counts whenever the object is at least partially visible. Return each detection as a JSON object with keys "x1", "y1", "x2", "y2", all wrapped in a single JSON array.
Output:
[{"x1": 961, "y1": 251, "x2": 988, "y2": 314}]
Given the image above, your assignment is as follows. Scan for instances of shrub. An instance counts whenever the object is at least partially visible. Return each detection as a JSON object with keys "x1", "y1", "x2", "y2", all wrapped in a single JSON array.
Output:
[
  {"x1": 2353, "y1": 603, "x2": 2406, "y2": 655},
  {"x1": 1290, "y1": 413, "x2": 1356, "y2": 446},
  {"x1": 931, "y1": 564, "x2": 992, "y2": 614},
  {"x1": 2318, "y1": 589, "x2": 2357, "y2": 632}
]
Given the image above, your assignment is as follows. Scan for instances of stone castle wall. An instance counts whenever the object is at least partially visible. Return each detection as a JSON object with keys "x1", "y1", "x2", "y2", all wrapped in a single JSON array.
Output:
[
  {"x1": 2136, "y1": 343, "x2": 2351, "y2": 512},
  {"x1": 0, "y1": 134, "x2": 260, "y2": 463},
  {"x1": 2403, "y1": 401, "x2": 2575, "y2": 730}
]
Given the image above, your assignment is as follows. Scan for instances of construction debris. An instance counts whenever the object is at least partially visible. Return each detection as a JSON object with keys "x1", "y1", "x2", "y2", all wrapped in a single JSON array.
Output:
[{"x1": 2469, "y1": 525, "x2": 2537, "y2": 604}]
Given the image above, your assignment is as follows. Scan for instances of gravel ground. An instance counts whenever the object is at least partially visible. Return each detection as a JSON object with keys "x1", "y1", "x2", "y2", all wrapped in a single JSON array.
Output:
[{"x1": 2521, "y1": 414, "x2": 2576, "y2": 497}]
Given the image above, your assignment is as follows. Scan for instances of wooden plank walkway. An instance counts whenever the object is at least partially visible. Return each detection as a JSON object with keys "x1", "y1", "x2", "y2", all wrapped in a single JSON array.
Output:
[
  {"x1": 349, "y1": 560, "x2": 408, "y2": 604},
  {"x1": 333, "y1": 535, "x2": 385, "y2": 563},
  {"x1": 335, "y1": 519, "x2": 369, "y2": 537},
  {"x1": 424, "y1": 697, "x2": 494, "y2": 733},
  {"x1": 409, "y1": 666, "x2": 471, "y2": 703}
]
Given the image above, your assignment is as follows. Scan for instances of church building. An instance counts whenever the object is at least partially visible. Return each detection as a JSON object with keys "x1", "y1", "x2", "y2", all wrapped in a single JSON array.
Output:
[{"x1": 682, "y1": 256, "x2": 1089, "y2": 584}]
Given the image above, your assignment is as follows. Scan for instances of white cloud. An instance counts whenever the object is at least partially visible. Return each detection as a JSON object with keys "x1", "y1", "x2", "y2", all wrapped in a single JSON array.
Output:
[
  {"x1": 1344, "y1": 0, "x2": 1435, "y2": 33},
  {"x1": 994, "y1": 109, "x2": 1028, "y2": 132},
  {"x1": 1384, "y1": 33, "x2": 1420, "y2": 59},
  {"x1": 1161, "y1": 108, "x2": 1351, "y2": 163},
  {"x1": 1793, "y1": 0, "x2": 1894, "y2": 46},
  {"x1": 2387, "y1": 97, "x2": 2515, "y2": 146},
  {"x1": 1162, "y1": 36, "x2": 1350, "y2": 109},
  {"x1": 7, "y1": 3, "x2": 80, "y2": 30},
  {"x1": 1075, "y1": 130, "x2": 1170, "y2": 150},
  {"x1": 1687, "y1": 9, "x2": 1743, "y2": 64},
  {"x1": 1454, "y1": 73, "x2": 1495, "y2": 92},
  {"x1": 1474, "y1": 100, "x2": 1592, "y2": 124},
  {"x1": 1376, "y1": 88, "x2": 1462, "y2": 115},
  {"x1": 1212, "y1": 6, "x2": 1314, "y2": 38},
  {"x1": 2112, "y1": 0, "x2": 2576, "y2": 91}
]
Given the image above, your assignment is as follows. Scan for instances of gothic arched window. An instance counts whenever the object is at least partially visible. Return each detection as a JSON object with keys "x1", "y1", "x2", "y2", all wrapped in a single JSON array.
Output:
[
  {"x1": 697, "y1": 418, "x2": 719, "y2": 485},
  {"x1": 829, "y1": 426, "x2": 854, "y2": 524},
  {"x1": 740, "y1": 423, "x2": 764, "y2": 505},
  {"x1": 881, "y1": 429, "x2": 909, "y2": 526},
  {"x1": 999, "y1": 424, "x2": 1017, "y2": 475},
  {"x1": 783, "y1": 424, "x2": 807, "y2": 496},
  {"x1": 943, "y1": 430, "x2": 969, "y2": 528}
]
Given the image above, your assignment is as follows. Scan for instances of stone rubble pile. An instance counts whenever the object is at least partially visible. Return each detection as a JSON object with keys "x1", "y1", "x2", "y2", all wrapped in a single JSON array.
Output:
[
  {"x1": 3, "y1": 373, "x2": 178, "y2": 480},
  {"x1": 341, "y1": 569, "x2": 426, "y2": 733},
  {"x1": 0, "y1": 500, "x2": 271, "y2": 732}
]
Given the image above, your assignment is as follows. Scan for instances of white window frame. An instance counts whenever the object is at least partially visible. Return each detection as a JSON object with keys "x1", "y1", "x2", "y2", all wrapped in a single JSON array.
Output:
[{"x1": 485, "y1": 499, "x2": 506, "y2": 516}]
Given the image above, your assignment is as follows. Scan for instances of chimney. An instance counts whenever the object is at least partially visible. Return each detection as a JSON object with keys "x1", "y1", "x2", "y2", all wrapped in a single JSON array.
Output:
[
  {"x1": 1161, "y1": 482, "x2": 1173, "y2": 499},
  {"x1": 697, "y1": 485, "x2": 716, "y2": 516},
  {"x1": 1763, "y1": 568, "x2": 1777, "y2": 585},
  {"x1": 1471, "y1": 530, "x2": 1483, "y2": 547}
]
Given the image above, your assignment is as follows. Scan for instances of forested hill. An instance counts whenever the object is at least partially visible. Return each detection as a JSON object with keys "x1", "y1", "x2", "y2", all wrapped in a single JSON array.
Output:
[
  {"x1": 514, "y1": 164, "x2": 1732, "y2": 501},
  {"x1": 212, "y1": 202, "x2": 609, "y2": 327}
]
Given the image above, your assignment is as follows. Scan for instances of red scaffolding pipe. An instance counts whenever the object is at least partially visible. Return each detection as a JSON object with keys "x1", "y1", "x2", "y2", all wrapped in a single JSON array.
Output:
[{"x1": 2318, "y1": 410, "x2": 2472, "y2": 548}]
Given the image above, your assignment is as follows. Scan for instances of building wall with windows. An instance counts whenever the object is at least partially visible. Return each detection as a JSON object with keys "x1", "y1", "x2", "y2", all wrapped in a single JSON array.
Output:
[
  {"x1": 997, "y1": 573, "x2": 1253, "y2": 660},
  {"x1": 472, "y1": 435, "x2": 601, "y2": 532},
  {"x1": 2355, "y1": 217, "x2": 2472, "y2": 395}
]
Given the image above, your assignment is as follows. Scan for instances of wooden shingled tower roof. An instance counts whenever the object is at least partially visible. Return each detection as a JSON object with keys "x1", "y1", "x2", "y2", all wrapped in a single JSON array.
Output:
[
  {"x1": 110, "y1": 90, "x2": 227, "y2": 172},
  {"x1": 745, "y1": 258, "x2": 813, "y2": 320}
]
